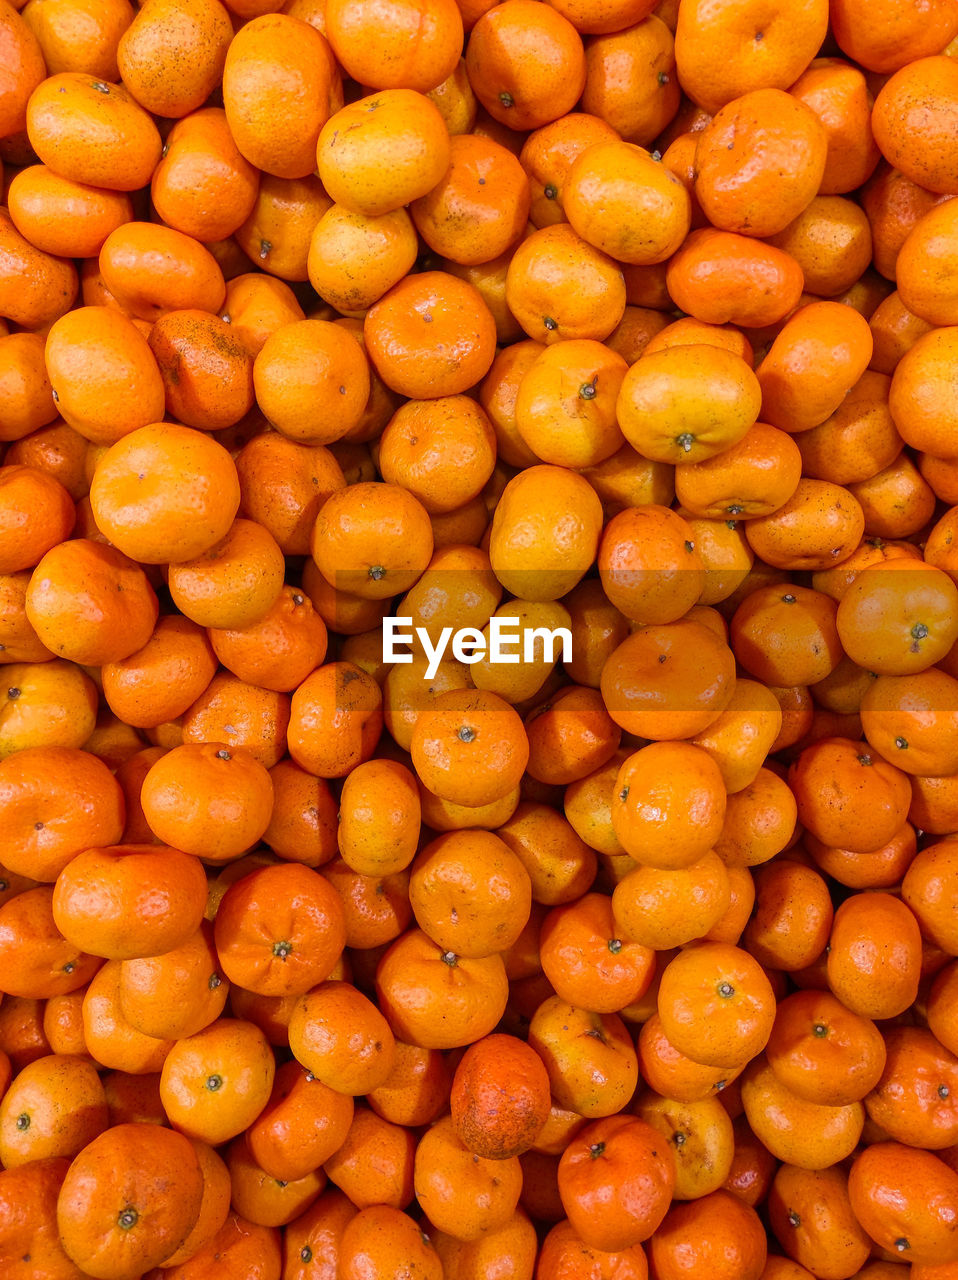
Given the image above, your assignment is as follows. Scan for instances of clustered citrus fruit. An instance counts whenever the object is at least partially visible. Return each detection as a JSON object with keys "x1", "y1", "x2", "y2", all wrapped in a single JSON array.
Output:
[{"x1": 1, "y1": 0, "x2": 958, "y2": 1276}]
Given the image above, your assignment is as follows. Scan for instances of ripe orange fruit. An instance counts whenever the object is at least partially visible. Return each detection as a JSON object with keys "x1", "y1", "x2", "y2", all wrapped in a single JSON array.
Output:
[
  {"x1": 57, "y1": 1123, "x2": 204, "y2": 1276},
  {"x1": 649, "y1": 1188, "x2": 768, "y2": 1280},
  {"x1": 316, "y1": 90, "x2": 451, "y2": 218},
  {"x1": 53, "y1": 842, "x2": 207, "y2": 961},
  {"x1": 657, "y1": 942, "x2": 776, "y2": 1068},
  {"x1": 558, "y1": 1114, "x2": 675, "y2": 1250},
  {"x1": 222, "y1": 14, "x2": 335, "y2": 180},
  {"x1": 465, "y1": 0, "x2": 586, "y2": 132},
  {"x1": 214, "y1": 862, "x2": 346, "y2": 998},
  {"x1": 89, "y1": 423, "x2": 240, "y2": 565}
]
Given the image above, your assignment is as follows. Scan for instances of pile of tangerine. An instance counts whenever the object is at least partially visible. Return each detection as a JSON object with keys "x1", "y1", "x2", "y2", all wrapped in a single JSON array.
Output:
[{"x1": 2, "y1": 0, "x2": 958, "y2": 1276}]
